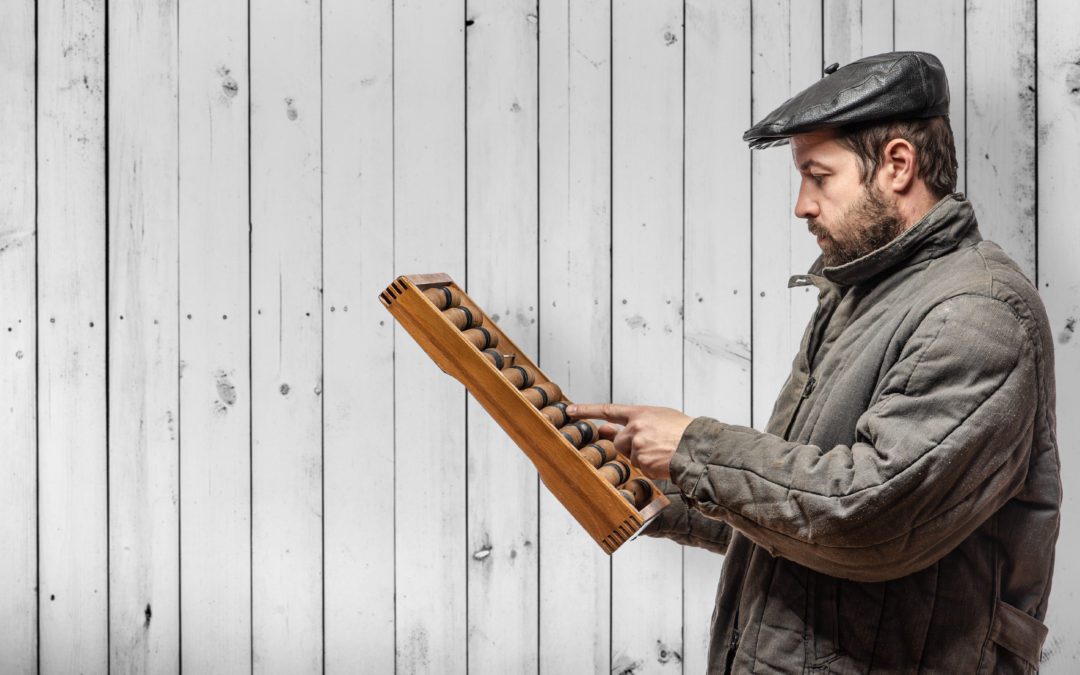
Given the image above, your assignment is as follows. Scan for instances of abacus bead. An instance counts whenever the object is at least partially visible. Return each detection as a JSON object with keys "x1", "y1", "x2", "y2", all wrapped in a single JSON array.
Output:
[
  {"x1": 481, "y1": 349, "x2": 505, "y2": 369},
  {"x1": 585, "y1": 440, "x2": 617, "y2": 464},
  {"x1": 523, "y1": 382, "x2": 562, "y2": 408},
  {"x1": 423, "y1": 286, "x2": 462, "y2": 309},
  {"x1": 579, "y1": 445, "x2": 603, "y2": 467},
  {"x1": 559, "y1": 425, "x2": 584, "y2": 447},
  {"x1": 619, "y1": 490, "x2": 636, "y2": 506},
  {"x1": 574, "y1": 420, "x2": 600, "y2": 444},
  {"x1": 624, "y1": 478, "x2": 654, "y2": 509},
  {"x1": 598, "y1": 460, "x2": 630, "y2": 486},
  {"x1": 540, "y1": 404, "x2": 570, "y2": 427},
  {"x1": 462, "y1": 326, "x2": 498, "y2": 350},
  {"x1": 444, "y1": 306, "x2": 481, "y2": 330},
  {"x1": 502, "y1": 365, "x2": 535, "y2": 389}
]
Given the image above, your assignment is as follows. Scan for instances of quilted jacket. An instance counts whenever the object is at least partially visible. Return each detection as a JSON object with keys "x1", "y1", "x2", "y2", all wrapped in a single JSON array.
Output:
[{"x1": 648, "y1": 193, "x2": 1060, "y2": 673}]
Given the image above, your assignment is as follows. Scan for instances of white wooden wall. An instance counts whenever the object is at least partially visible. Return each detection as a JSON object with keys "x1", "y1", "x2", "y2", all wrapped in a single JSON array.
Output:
[{"x1": 1, "y1": 1, "x2": 1077, "y2": 672}]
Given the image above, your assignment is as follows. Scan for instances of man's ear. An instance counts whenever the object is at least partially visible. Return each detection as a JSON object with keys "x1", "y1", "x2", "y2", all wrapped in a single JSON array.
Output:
[{"x1": 878, "y1": 138, "x2": 917, "y2": 194}]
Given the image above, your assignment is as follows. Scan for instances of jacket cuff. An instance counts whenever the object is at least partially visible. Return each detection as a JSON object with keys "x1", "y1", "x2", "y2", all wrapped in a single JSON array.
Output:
[{"x1": 669, "y1": 416, "x2": 732, "y2": 502}]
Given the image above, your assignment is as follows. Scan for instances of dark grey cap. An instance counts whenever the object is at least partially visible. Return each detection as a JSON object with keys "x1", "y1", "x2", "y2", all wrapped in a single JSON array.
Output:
[{"x1": 743, "y1": 51, "x2": 950, "y2": 149}]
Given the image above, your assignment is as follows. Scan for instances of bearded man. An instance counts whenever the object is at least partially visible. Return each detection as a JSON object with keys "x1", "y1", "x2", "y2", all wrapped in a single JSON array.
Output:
[{"x1": 570, "y1": 52, "x2": 1060, "y2": 673}]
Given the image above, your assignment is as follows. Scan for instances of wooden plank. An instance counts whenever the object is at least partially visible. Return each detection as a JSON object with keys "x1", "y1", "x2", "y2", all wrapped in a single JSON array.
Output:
[
  {"x1": 464, "y1": 0, "x2": 540, "y2": 668},
  {"x1": 965, "y1": 0, "x2": 1036, "y2": 280},
  {"x1": 177, "y1": 0, "x2": 252, "y2": 670},
  {"x1": 0, "y1": 0, "x2": 37, "y2": 671},
  {"x1": 1035, "y1": 2, "x2": 1080, "y2": 670},
  {"x1": 683, "y1": 0, "x2": 752, "y2": 671},
  {"x1": 107, "y1": 0, "x2": 180, "y2": 671},
  {"x1": 249, "y1": 0, "x2": 324, "y2": 670},
  {"x1": 393, "y1": 0, "x2": 467, "y2": 670},
  {"x1": 37, "y1": 0, "x2": 109, "y2": 671},
  {"x1": 823, "y1": 0, "x2": 893, "y2": 66},
  {"x1": 750, "y1": 0, "x2": 822, "y2": 430},
  {"x1": 894, "y1": 0, "x2": 966, "y2": 192},
  {"x1": 537, "y1": 0, "x2": 613, "y2": 669},
  {"x1": 610, "y1": 1, "x2": 685, "y2": 671},
  {"x1": 321, "y1": 0, "x2": 395, "y2": 671}
]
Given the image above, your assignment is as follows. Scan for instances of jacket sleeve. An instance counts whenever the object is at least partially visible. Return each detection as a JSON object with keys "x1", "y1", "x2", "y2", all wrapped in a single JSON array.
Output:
[
  {"x1": 669, "y1": 294, "x2": 1041, "y2": 582},
  {"x1": 641, "y1": 478, "x2": 732, "y2": 555}
]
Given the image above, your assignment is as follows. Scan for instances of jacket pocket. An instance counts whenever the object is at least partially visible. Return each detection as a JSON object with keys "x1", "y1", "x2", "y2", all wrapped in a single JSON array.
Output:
[
  {"x1": 807, "y1": 574, "x2": 841, "y2": 668},
  {"x1": 982, "y1": 599, "x2": 1048, "y2": 674}
]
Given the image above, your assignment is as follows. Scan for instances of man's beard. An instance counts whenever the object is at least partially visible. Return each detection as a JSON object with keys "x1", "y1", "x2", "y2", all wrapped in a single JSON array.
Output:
[{"x1": 808, "y1": 183, "x2": 906, "y2": 267}]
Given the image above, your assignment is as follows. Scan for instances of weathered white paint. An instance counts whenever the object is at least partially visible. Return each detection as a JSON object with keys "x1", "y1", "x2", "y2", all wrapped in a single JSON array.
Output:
[
  {"x1": 537, "y1": 0, "x2": 613, "y2": 671},
  {"x1": 0, "y1": 1, "x2": 37, "y2": 671},
  {"x1": 894, "y1": 0, "x2": 967, "y2": 192},
  {"x1": 682, "y1": 0, "x2": 752, "y2": 669},
  {"x1": 611, "y1": 2, "x2": 685, "y2": 673},
  {"x1": 751, "y1": 0, "x2": 823, "y2": 430},
  {"x1": 393, "y1": 0, "x2": 468, "y2": 672},
  {"x1": 107, "y1": 0, "x2": 180, "y2": 671},
  {"x1": 966, "y1": 0, "x2": 1037, "y2": 280},
  {"x1": 250, "y1": 0, "x2": 325, "y2": 670},
  {"x1": 177, "y1": 0, "x2": 253, "y2": 671},
  {"x1": 6, "y1": 1, "x2": 1079, "y2": 672},
  {"x1": 1036, "y1": 2, "x2": 1080, "y2": 671},
  {"x1": 322, "y1": 0, "x2": 396, "y2": 671},
  {"x1": 37, "y1": 0, "x2": 110, "y2": 671},
  {"x1": 465, "y1": 1, "x2": 541, "y2": 672}
]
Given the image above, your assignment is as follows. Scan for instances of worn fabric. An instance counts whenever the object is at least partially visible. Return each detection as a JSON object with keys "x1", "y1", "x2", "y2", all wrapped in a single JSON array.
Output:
[{"x1": 646, "y1": 194, "x2": 1060, "y2": 673}]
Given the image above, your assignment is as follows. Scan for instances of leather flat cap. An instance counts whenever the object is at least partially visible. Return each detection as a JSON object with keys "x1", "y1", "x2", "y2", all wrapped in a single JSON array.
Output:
[{"x1": 743, "y1": 51, "x2": 950, "y2": 149}]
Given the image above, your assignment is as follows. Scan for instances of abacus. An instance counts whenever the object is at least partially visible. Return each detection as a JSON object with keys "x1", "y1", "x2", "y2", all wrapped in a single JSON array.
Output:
[{"x1": 379, "y1": 273, "x2": 669, "y2": 554}]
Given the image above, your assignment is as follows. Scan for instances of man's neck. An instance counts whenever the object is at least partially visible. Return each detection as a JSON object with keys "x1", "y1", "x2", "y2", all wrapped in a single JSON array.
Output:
[{"x1": 897, "y1": 184, "x2": 944, "y2": 232}]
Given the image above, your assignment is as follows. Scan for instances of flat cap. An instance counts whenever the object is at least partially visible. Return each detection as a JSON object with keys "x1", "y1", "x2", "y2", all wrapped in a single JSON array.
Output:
[{"x1": 743, "y1": 51, "x2": 950, "y2": 149}]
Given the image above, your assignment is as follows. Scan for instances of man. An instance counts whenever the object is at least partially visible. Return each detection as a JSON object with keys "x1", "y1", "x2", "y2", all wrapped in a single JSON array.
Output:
[{"x1": 569, "y1": 52, "x2": 1060, "y2": 673}]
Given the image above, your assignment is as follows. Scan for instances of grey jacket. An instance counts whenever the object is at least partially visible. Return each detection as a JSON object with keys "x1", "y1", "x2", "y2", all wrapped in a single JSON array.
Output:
[{"x1": 649, "y1": 194, "x2": 1061, "y2": 673}]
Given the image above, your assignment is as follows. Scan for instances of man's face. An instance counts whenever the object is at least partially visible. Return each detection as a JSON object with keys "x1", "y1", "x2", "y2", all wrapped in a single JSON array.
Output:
[{"x1": 791, "y1": 130, "x2": 905, "y2": 267}]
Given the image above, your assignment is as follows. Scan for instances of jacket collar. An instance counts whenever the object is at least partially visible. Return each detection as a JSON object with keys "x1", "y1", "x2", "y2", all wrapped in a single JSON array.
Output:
[{"x1": 804, "y1": 193, "x2": 981, "y2": 287}]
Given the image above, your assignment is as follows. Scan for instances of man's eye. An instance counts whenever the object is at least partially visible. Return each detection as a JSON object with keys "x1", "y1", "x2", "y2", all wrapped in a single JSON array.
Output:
[{"x1": 811, "y1": 174, "x2": 826, "y2": 185}]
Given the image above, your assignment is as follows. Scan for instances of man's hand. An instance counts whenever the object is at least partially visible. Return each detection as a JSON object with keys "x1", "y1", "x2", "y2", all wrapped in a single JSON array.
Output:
[{"x1": 565, "y1": 403, "x2": 693, "y2": 481}]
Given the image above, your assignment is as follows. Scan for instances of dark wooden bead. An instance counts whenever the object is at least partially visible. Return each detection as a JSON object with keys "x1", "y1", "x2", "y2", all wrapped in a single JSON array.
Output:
[
  {"x1": 462, "y1": 326, "x2": 498, "y2": 350},
  {"x1": 423, "y1": 286, "x2": 462, "y2": 310},
  {"x1": 444, "y1": 306, "x2": 481, "y2": 330}
]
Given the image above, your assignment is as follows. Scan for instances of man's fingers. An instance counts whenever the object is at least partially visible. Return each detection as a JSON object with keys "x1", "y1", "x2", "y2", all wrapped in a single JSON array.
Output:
[
  {"x1": 597, "y1": 423, "x2": 620, "y2": 441},
  {"x1": 611, "y1": 426, "x2": 633, "y2": 458},
  {"x1": 566, "y1": 402, "x2": 634, "y2": 424}
]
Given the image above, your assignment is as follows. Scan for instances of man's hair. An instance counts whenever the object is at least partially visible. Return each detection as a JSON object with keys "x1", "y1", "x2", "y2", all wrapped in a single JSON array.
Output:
[{"x1": 835, "y1": 116, "x2": 958, "y2": 199}]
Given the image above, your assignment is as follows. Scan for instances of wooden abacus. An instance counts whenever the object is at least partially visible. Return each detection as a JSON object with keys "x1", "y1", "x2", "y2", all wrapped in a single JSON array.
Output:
[{"x1": 379, "y1": 273, "x2": 669, "y2": 554}]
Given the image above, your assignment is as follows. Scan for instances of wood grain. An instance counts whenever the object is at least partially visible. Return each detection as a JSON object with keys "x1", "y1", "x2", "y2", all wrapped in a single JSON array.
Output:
[
  {"x1": 107, "y1": 0, "x2": 181, "y2": 671},
  {"x1": 321, "y1": 0, "x2": 395, "y2": 671},
  {"x1": 250, "y1": 0, "x2": 324, "y2": 669},
  {"x1": 0, "y1": 0, "x2": 37, "y2": 670},
  {"x1": 683, "y1": 0, "x2": 752, "y2": 669},
  {"x1": 177, "y1": 0, "x2": 253, "y2": 670},
  {"x1": 966, "y1": 0, "x2": 1037, "y2": 280},
  {"x1": 465, "y1": 0, "x2": 541, "y2": 670},
  {"x1": 611, "y1": 0, "x2": 686, "y2": 671},
  {"x1": 751, "y1": 0, "x2": 822, "y2": 430},
  {"x1": 537, "y1": 0, "x2": 614, "y2": 669},
  {"x1": 393, "y1": 1, "x2": 468, "y2": 670},
  {"x1": 37, "y1": 0, "x2": 109, "y2": 670},
  {"x1": 1035, "y1": 2, "x2": 1080, "y2": 670},
  {"x1": 894, "y1": 0, "x2": 967, "y2": 192}
]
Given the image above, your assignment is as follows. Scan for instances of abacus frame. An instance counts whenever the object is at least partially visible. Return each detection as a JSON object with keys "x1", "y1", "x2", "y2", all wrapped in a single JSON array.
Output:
[{"x1": 379, "y1": 273, "x2": 669, "y2": 554}]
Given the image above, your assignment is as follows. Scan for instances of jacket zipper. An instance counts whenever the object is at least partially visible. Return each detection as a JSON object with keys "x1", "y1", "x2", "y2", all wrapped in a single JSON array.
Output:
[
  {"x1": 724, "y1": 627, "x2": 741, "y2": 674},
  {"x1": 782, "y1": 374, "x2": 817, "y2": 440}
]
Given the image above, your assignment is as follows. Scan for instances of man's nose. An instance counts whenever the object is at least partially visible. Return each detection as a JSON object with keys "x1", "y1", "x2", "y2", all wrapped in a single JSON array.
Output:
[{"x1": 794, "y1": 180, "x2": 819, "y2": 220}]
